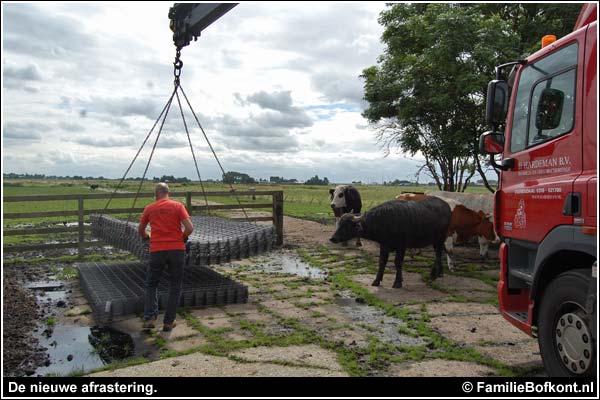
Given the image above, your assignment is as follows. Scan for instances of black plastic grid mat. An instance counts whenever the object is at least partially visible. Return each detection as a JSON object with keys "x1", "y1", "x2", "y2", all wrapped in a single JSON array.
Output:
[
  {"x1": 77, "y1": 261, "x2": 248, "y2": 323},
  {"x1": 90, "y1": 214, "x2": 276, "y2": 266}
]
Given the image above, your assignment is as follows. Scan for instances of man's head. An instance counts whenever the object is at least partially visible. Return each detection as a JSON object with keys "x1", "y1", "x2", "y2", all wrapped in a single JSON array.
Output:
[{"x1": 155, "y1": 182, "x2": 170, "y2": 200}]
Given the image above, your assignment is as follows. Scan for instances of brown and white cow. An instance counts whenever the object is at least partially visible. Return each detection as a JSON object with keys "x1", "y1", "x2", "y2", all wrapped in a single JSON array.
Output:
[
  {"x1": 395, "y1": 192, "x2": 428, "y2": 201},
  {"x1": 395, "y1": 192, "x2": 498, "y2": 270}
]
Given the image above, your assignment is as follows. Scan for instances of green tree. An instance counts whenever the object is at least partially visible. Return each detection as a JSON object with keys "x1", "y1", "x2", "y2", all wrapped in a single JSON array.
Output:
[
  {"x1": 474, "y1": 3, "x2": 581, "y2": 57},
  {"x1": 362, "y1": 3, "x2": 580, "y2": 192},
  {"x1": 304, "y1": 175, "x2": 329, "y2": 186},
  {"x1": 362, "y1": 3, "x2": 519, "y2": 191},
  {"x1": 222, "y1": 171, "x2": 256, "y2": 184}
]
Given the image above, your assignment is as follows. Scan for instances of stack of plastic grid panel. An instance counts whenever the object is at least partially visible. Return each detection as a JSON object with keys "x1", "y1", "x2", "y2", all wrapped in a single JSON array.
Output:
[
  {"x1": 77, "y1": 261, "x2": 249, "y2": 323},
  {"x1": 83, "y1": 214, "x2": 276, "y2": 322},
  {"x1": 89, "y1": 214, "x2": 276, "y2": 266},
  {"x1": 90, "y1": 214, "x2": 150, "y2": 263}
]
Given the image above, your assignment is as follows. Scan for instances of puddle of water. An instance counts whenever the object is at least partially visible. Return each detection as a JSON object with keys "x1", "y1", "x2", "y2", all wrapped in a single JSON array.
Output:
[
  {"x1": 54, "y1": 222, "x2": 90, "y2": 228},
  {"x1": 334, "y1": 291, "x2": 424, "y2": 347},
  {"x1": 248, "y1": 251, "x2": 327, "y2": 279},
  {"x1": 33, "y1": 318, "x2": 136, "y2": 376},
  {"x1": 33, "y1": 324, "x2": 105, "y2": 377},
  {"x1": 37, "y1": 290, "x2": 67, "y2": 303},
  {"x1": 12, "y1": 223, "x2": 35, "y2": 229},
  {"x1": 25, "y1": 276, "x2": 136, "y2": 376},
  {"x1": 25, "y1": 281, "x2": 64, "y2": 291}
]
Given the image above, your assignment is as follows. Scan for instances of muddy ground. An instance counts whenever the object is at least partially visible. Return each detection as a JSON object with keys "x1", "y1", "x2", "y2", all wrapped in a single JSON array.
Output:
[
  {"x1": 3, "y1": 268, "x2": 44, "y2": 376},
  {"x1": 2, "y1": 215, "x2": 544, "y2": 378}
]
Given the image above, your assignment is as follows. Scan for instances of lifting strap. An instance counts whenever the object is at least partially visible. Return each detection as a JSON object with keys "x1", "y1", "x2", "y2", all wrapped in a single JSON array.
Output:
[{"x1": 101, "y1": 47, "x2": 251, "y2": 227}]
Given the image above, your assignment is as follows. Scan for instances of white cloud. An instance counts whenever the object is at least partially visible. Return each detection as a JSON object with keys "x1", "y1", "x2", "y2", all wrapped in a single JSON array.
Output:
[{"x1": 1, "y1": 2, "x2": 427, "y2": 184}]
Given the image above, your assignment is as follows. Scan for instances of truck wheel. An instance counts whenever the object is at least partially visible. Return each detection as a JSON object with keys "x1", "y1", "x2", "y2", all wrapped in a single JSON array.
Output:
[{"x1": 538, "y1": 269, "x2": 594, "y2": 377}]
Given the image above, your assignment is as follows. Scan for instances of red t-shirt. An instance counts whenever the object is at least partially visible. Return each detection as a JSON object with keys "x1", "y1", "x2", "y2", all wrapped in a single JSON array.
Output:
[{"x1": 140, "y1": 199, "x2": 190, "y2": 252}]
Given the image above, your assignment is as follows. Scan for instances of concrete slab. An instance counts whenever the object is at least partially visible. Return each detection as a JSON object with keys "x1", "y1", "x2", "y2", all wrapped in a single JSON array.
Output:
[
  {"x1": 88, "y1": 352, "x2": 348, "y2": 377},
  {"x1": 160, "y1": 321, "x2": 200, "y2": 340},
  {"x1": 260, "y1": 299, "x2": 298, "y2": 311},
  {"x1": 221, "y1": 302, "x2": 261, "y2": 316},
  {"x1": 437, "y1": 274, "x2": 496, "y2": 291},
  {"x1": 202, "y1": 317, "x2": 235, "y2": 330},
  {"x1": 165, "y1": 336, "x2": 209, "y2": 353},
  {"x1": 350, "y1": 273, "x2": 451, "y2": 304},
  {"x1": 475, "y1": 340, "x2": 542, "y2": 368},
  {"x1": 291, "y1": 297, "x2": 329, "y2": 306},
  {"x1": 428, "y1": 314, "x2": 536, "y2": 345},
  {"x1": 416, "y1": 302, "x2": 500, "y2": 317},
  {"x1": 226, "y1": 332, "x2": 252, "y2": 342},
  {"x1": 231, "y1": 345, "x2": 344, "y2": 371},
  {"x1": 388, "y1": 359, "x2": 497, "y2": 377},
  {"x1": 268, "y1": 306, "x2": 313, "y2": 320},
  {"x1": 190, "y1": 307, "x2": 228, "y2": 319},
  {"x1": 236, "y1": 311, "x2": 274, "y2": 326},
  {"x1": 326, "y1": 327, "x2": 370, "y2": 347}
]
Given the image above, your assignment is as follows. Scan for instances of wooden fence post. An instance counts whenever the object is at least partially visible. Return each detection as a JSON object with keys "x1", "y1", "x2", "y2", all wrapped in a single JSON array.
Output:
[
  {"x1": 78, "y1": 196, "x2": 85, "y2": 258},
  {"x1": 186, "y1": 192, "x2": 192, "y2": 215},
  {"x1": 272, "y1": 191, "x2": 284, "y2": 246}
]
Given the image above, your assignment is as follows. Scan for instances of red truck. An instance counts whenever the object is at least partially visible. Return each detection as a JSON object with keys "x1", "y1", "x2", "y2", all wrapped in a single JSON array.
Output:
[{"x1": 479, "y1": 4, "x2": 597, "y2": 377}]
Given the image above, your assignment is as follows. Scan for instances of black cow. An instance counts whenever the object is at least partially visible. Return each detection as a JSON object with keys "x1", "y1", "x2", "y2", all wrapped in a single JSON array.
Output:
[
  {"x1": 329, "y1": 185, "x2": 362, "y2": 247},
  {"x1": 330, "y1": 197, "x2": 451, "y2": 288},
  {"x1": 90, "y1": 184, "x2": 99, "y2": 190}
]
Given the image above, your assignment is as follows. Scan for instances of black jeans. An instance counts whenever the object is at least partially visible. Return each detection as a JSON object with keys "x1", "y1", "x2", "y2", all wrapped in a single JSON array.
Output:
[{"x1": 144, "y1": 250, "x2": 184, "y2": 324}]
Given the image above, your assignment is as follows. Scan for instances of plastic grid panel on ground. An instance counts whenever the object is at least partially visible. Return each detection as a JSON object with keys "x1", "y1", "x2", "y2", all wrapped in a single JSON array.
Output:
[{"x1": 77, "y1": 261, "x2": 248, "y2": 323}]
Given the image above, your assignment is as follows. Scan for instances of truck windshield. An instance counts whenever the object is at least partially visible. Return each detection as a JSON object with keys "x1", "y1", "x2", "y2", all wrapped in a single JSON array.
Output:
[{"x1": 510, "y1": 42, "x2": 578, "y2": 153}]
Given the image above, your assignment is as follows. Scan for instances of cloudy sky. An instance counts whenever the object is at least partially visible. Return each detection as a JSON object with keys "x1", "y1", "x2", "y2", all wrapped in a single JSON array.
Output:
[{"x1": 2, "y1": 1, "x2": 426, "y2": 184}]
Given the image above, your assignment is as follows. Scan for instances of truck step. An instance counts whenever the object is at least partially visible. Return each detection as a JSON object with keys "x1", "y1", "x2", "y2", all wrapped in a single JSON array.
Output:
[
  {"x1": 509, "y1": 268, "x2": 533, "y2": 284},
  {"x1": 506, "y1": 310, "x2": 529, "y2": 324}
]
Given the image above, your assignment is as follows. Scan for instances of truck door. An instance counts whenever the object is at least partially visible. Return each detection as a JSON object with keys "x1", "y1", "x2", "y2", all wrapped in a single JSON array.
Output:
[{"x1": 500, "y1": 35, "x2": 585, "y2": 252}]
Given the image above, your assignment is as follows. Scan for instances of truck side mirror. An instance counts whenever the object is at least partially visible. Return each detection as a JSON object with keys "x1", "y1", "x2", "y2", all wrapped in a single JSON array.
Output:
[
  {"x1": 479, "y1": 131, "x2": 505, "y2": 155},
  {"x1": 535, "y1": 88, "x2": 564, "y2": 130},
  {"x1": 485, "y1": 80, "x2": 509, "y2": 126}
]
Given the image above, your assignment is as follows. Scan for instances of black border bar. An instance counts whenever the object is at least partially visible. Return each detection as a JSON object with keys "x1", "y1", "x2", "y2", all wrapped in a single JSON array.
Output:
[{"x1": 2, "y1": 377, "x2": 597, "y2": 398}]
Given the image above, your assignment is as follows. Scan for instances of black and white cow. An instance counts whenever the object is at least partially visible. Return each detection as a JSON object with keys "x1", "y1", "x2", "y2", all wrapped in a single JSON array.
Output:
[
  {"x1": 330, "y1": 197, "x2": 451, "y2": 288},
  {"x1": 329, "y1": 185, "x2": 362, "y2": 247}
]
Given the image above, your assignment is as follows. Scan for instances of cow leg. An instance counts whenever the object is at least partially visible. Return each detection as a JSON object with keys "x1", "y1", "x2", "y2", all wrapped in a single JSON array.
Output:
[
  {"x1": 355, "y1": 238, "x2": 362, "y2": 247},
  {"x1": 444, "y1": 235, "x2": 455, "y2": 272},
  {"x1": 478, "y1": 236, "x2": 489, "y2": 260},
  {"x1": 335, "y1": 217, "x2": 348, "y2": 247},
  {"x1": 372, "y1": 247, "x2": 389, "y2": 286},
  {"x1": 392, "y1": 246, "x2": 406, "y2": 288},
  {"x1": 432, "y1": 239, "x2": 444, "y2": 280}
]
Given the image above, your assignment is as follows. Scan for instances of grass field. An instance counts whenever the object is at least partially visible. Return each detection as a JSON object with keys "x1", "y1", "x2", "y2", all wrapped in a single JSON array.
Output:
[
  {"x1": 3, "y1": 179, "x2": 491, "y2": 226},
  {"x1": 2, "y1": 179, "x2": 492, "y2": 247}
]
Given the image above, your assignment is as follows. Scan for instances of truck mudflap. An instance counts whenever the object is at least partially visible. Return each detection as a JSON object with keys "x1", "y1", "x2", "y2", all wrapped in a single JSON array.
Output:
[{"x1": 497, "y1": 242, "x2": 533, "y2": 335}]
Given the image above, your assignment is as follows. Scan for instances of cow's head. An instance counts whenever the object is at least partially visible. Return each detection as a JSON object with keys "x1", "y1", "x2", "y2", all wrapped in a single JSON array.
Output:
[
  {"x1": 476, "y1": 211, "x2": 497, "y2": 242},
  {"x1": 330, "y1": 213, "x2": 362, "y2": 244},
  {"x1": 329, "y1": 185, "x2": 348, "y2": 210}
]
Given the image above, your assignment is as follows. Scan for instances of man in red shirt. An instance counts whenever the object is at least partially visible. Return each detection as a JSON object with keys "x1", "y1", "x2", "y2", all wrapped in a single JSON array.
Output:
[{"x1": 138, "y1": 182, "x2": 194, "y2": 332}]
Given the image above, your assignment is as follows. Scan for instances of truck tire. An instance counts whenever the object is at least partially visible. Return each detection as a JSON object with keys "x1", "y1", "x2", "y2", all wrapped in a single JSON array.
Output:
[{"x1": 538, "y1": 269, "x2": 595, "y2": 377}]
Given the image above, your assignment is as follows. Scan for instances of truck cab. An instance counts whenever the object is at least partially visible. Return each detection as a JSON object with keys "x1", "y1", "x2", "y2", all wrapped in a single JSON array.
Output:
[{"x1": 480, "y1": 4, "x2": 597, "y2": 377}]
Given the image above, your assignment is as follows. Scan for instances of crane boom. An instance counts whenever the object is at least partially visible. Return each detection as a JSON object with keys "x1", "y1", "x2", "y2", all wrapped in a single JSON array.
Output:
[{"x1": 168, "y1": 3, "x2": 237, "y2": 48}]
